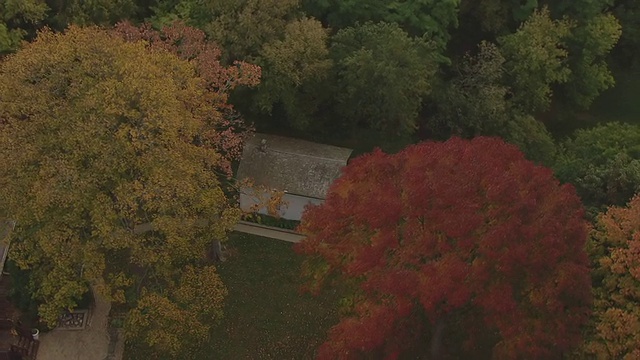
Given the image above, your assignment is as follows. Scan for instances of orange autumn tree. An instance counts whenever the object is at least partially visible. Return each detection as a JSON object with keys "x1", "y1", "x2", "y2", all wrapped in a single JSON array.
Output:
[
  {"x1": 583, "y1": 194, "x2": 640, "y2": 359},
  {"x1": 112, "y1": 21, "x2": 286, "y2": 225},
  {"x1": 295, "y1": 137, "x2": 592, "y2": 359},
  {"x1": 113, "y1": 20, "x2": 261, "y2": 176},
  {"x1": 113, "y1": 20, "x2": 278, "y2": 251}
]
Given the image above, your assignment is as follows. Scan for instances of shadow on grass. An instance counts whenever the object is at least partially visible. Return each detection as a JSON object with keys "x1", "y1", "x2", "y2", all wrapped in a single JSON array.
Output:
[
  {"x1": 123, "y1": 232, "x2": 340, "y2": 360},
  {"x1": 200, "y1": 232, "x2": 341, "y2": 359}
]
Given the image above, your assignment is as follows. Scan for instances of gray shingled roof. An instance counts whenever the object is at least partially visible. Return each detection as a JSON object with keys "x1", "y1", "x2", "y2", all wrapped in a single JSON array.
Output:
[{"x1": 236, "y1": 133, "x2": 353, "y2": 199}]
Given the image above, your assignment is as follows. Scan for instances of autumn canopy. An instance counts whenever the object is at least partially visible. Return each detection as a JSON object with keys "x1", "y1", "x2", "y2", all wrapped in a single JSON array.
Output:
[
  {"x1": 296, "y1": 136, "x2": 592, "y2": 359},
  {"x1": 0, "y1": 24, "x2": 258, "y2": 356},
  {"x1": 585, "y1": 194, "x2": 640, "y2": 359}
]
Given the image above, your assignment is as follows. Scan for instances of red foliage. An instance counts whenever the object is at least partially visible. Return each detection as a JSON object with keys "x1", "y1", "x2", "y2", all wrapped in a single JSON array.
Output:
[
  {"x1": 112, "y1": 21, "x2": 261, "y2": 176},
  {"x1": 113, "y1": 21, "x2": 260, "y2": 99},
  {"x1": 295, "y1": 137, "x2": 592, "y2": 359}
]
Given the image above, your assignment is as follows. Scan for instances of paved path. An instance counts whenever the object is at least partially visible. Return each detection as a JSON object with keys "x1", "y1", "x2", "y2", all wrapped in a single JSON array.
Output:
[
  {"x1": 37, "y1": 292, "x2": 123, "y2": 360},
  {"x1": 233, "y1": 220, "x2": 306, "y2": 243},
  {"x1": 132, "y1": 219, "x2": 306, "y2": 243}
]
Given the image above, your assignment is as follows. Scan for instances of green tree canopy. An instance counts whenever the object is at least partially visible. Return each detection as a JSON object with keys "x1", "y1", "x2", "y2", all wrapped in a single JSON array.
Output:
[
  {"x1": 0, "y1": 0, "x2": 48, "y2": 53},
  {"x1": 149, "y1": 0, "x2": 337, "y2": 133},
  {"x1": 302, "y1": 0, "x2": 459, "y2": 47},
  {"x1": 458, "y1": 0, "x2": 537, "y2": 34},
  {"x1": 611, "y1": 0, "x2": 640, "y2": 68},
  {"x1": 1, "y1": 0, "x2": 155, "y2": 54},
  {"x1": 331, "y1": 21, "x2": 441, "y2": 136},
  {"x1": 555, "y1": 122, "x2": 640, "y2": 217},
  {"x1": 497, "y1": 7, "x2": 572, "y2": 114},
  {"x1": 151, "y1": 0, "x2": 301, "y2": 62},
  {"x1": 428, "y1": 41, "x2": 557, "y2": 165},
  {"x1": 253, "y1": 17, "x2": 332, "y2": 130},
  {"x1": 45, "y1": 0, "x2": 142, "y2": 29},
  {"x1": 562, "y1": 13, "x2": 621, "y2": 109},
  {"x1": 457, "y1": 1, "x2": 620, "y2": 113},
  {"x1": 0, "y1": 25, "x2": 242, "y2": 355},
  {"x1": 429, "y1": 41, "x2": 510, "y2": 137},
  {"x1": 497, "y1": 113, "x2": 557, "y2": 166}
]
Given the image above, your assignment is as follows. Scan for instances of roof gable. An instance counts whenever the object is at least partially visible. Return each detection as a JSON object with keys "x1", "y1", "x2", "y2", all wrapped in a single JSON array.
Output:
[{"x1": 236, "y1": 134, "x2": 352, "y2": 199}]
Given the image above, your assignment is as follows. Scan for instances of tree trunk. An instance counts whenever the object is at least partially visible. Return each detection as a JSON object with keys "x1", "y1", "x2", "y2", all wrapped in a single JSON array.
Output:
[
  {"x1": 429, "y1": 317, "x2": 446, "y2": 360},
  {"x1": 212, "y1": 240, "x2": 225, "y2": 262}
]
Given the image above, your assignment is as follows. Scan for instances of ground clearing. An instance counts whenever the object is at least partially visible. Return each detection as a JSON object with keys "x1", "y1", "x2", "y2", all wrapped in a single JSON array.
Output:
[{"x1": 125, "y1": 232, "x2": 341, "y2": 359}]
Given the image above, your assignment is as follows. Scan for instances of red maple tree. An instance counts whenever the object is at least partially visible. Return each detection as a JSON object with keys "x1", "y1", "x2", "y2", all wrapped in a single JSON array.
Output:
[
  {"x1": 112, "y1": 21, "x2": 261, "y2": 176},
  {"x1": 295, "y1": 137, "x2": 592, "y2": 359}
]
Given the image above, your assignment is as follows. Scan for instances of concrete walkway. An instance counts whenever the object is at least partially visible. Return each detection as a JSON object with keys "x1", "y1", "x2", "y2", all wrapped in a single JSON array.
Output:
[
  {"x1": 233, "y1": 220, "x2": 306, "y2": 243},
  {"x1": 37, "y1": 293, "x2": 124, "y2": 360}
]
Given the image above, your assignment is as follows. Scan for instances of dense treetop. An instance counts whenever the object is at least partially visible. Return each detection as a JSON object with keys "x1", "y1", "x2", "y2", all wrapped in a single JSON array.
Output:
[
  {"x1": 0, "y1": 25, "x2": 243, "y2": 356},
  {"x1": 583, "y1": 195, "x2": 640, "y2": 359},
  {"x1": 555, "y1": 122, "x2": 640, "y2": 217},
  {"x1": 1, "y1": 0, "x2": 629, "y2": 158},
  {"x1": 0, "y1": 0, "x2": 638, "y2": 358},
  {"x1": 296, "y1": 137, "x2": 591, "y2": 359}
]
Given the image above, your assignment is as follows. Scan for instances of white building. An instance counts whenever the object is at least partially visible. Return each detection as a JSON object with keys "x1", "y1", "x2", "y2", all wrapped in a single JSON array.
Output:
[{"x1": 236, "y1": 133, "x2": 353, "y2": 221}]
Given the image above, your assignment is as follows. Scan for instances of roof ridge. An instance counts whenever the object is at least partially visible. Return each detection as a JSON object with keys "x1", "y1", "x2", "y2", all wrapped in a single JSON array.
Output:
[{"x1": 257, "y1": 147, "x2": 350, "y2": 163}]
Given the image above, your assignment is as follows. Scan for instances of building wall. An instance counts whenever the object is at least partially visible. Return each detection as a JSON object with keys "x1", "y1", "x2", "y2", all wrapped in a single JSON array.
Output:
[{"x1": 239, "y1": 189, "x2": 324, "y2": 221}]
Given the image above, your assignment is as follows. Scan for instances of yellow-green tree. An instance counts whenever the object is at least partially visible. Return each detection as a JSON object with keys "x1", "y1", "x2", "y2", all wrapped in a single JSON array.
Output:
[
  {"x1": 254, "y1": 17, "x2": 333, "y2": 129},
  {"x1": 497, "y1": 7, "x2": 573, "y2": 114},
  {"x1": 0, "y1": 25, "x2": 241, "y2": 355},
  {"x1": 125, "y1": 265, "x2": 227, "y2": 358},
  {"x1": 582, "y1": 194, "x2": 640, "y2": 359},
  {"x1": 151, "y1": 0, "x2": 301, "y2": 62}
]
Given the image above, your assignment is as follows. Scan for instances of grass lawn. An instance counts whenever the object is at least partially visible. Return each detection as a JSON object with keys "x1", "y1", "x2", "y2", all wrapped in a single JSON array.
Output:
[
  {"x1": 206, "y1": 233, "x2": 341, "y2": 359},
  {"x1": 126, "y1": 232, "x2": 341, "y2": 359}
]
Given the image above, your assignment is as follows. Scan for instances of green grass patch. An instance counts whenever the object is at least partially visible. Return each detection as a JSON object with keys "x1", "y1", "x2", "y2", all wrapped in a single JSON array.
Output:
[
  {"x1": 205, "y1": 233, "x2": 341, "y2": 359},
  {"x1": 126, "y1": 232, "x2": 340, "y2": 359}
]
